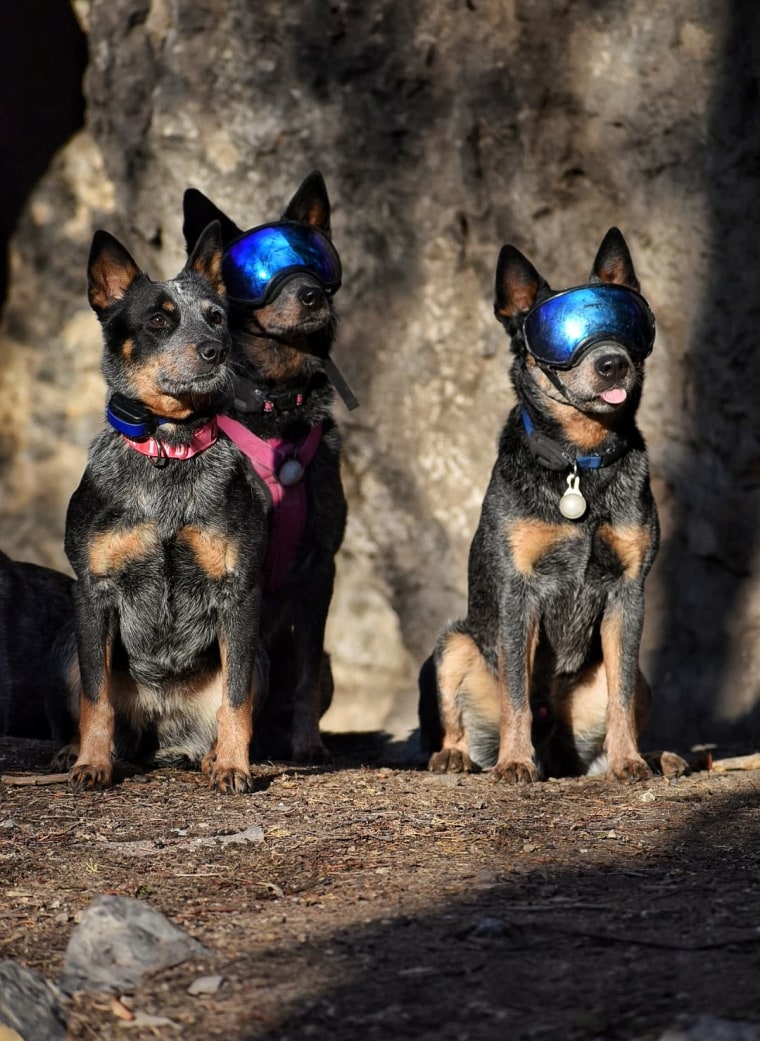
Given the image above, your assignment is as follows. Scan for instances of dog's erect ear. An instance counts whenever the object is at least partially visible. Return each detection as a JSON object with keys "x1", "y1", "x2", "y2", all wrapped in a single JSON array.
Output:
[
  {"x1": 186, "y1": 221, "x2": 226, "y2": 297},
  {"x1": 590, "y1": 227, "x2": 640, "y2": 292},
  {"x1": 183, "y1": 189, "x2": 242, "y2": 253},
  {"x1": 494, "y1": 245, "x2": 548, "y2": 324},
  {"x1": 282, "y1": 171, "x2": 332, "y2": 237},
  {"x1": 87, "y1": 231, "x2": 144, "y2": 315}
]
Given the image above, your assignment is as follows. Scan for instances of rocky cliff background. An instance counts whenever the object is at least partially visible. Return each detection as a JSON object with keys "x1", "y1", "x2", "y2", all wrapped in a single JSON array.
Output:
[{"x1": 1, "y1": 0, "x2": 758, "y2": 749}]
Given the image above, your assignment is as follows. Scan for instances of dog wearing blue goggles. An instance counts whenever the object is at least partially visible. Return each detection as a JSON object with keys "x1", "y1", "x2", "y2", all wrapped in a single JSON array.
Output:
[
  {"x1": 223, "y1": 221, "x2": 342, "y2": 307},
  {"x1": 494, "y1": 238, "x2": 656, "y2": 415},
  {"x1": 182, "y1": 172, "x2": 355, "y2": 768},
  {"x1": 420, "y1": 227, "x2": 663, "y2": 789},
  {"x1": 521, "y1": 283, "x2": 655, "y2": 370}
]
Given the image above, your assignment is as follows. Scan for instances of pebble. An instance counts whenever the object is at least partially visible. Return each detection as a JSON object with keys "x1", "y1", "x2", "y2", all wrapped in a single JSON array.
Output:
[{"x1": 188, "y1": 976, "x2": 224, "y2": 996}]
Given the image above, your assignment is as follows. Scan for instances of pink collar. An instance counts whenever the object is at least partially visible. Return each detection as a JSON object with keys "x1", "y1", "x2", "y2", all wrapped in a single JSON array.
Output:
[
  {"x1": 121, "y1": 417, "x2": 218, "y2": 460},
  {"x1": 216, "y1": 414, "x2": 323, "y2": 591}
]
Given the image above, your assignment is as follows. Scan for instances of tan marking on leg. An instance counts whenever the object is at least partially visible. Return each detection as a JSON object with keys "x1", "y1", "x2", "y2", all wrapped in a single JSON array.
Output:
[
  {"x1": 178, "y1": 526, "x2": 238, "y2": 581},
  {"x1": 70, "y1": 674, "x2": 115, "y2": 791},
  {"x1": 204, "y1": 639, "x2": 254, "y2": 794},
  {"x1": 429, "y1": 631, "x2": 496, "y2": 773},
  {"x1": 597, "y1": 524, "x2": 652, "y2": 580},
  {"x1": 601, "y1": 614, "x2": 651, "y2": 781},
  {"x1": 506, "y1": 519, "x2": 583, "y2": 576},
  {"x1": 564, "y1": 662, "x2": 609, "y2": 737},
  {"x1": 495, "y1": 622, "x2": 539, "y2": 783},
  {"x1": 88, "y1": 521, "x2": 160, "y2": 577},
  {"x1": 558, "y1": 664, "x2": 651, "y2": 775}
]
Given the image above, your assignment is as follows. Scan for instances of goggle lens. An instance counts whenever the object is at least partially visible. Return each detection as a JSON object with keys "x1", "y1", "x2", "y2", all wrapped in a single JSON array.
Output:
[
  {"x1": 522, "y1": 284, "x2": 655, "y2": 368},
  {"x1": 222, "y1": 222, "x2": 342, "y2": 305}
]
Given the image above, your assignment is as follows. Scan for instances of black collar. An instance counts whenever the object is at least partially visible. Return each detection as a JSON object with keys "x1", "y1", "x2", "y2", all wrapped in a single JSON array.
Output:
[
  {"x1": 520, "y1": 407, "x2": 628, "y2": 472},
  {"x1": 231, "y1": 358, "x2": 359, "y2": 416},
  {"x1": 232, "y1": 376, "x2": 314, "y2": 416}
]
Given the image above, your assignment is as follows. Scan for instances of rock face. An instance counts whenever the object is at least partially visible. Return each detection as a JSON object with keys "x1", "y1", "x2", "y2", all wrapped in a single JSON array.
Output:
[{"x1": 1, "y1": 1, "x2": 759, "y2": 747}]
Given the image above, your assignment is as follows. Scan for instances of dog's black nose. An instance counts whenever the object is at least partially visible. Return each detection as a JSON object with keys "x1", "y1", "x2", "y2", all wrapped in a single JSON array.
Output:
[
  {"x1": 595, "y1": 353, "x2": 629, "y2": 381},
  {"x1": 298, "y1": 285, "x2": 325, "y2": 308},
  {"x1": 197, "y1": 340, "x2": 227, "y2": 365}
]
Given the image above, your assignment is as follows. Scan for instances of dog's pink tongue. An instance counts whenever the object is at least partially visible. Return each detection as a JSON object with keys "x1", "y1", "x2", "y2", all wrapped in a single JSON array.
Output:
[{"x1": 601, "y1": 388, "x2": 628, "y2": 405}]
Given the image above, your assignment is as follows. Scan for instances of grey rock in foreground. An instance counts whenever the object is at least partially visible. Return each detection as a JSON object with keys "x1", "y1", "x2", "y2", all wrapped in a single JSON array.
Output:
[
  {"x1": 0, "y1": 961, "x2": 67, "y2": 1041},
  {"x1": 59, "y1": 894, "x2": 209, "y2": 995}
]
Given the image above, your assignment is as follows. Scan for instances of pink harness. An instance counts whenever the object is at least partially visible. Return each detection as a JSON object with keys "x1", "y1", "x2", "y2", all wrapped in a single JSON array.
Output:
[
  {"x1": 216, "y1": 415, "x2": 323, "y2": 592},
  {"x1": 120, "y1": 415, "x2": 322, "y2": 592}
]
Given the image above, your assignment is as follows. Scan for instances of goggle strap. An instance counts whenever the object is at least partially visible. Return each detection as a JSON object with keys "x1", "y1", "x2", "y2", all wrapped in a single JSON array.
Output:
[
  {"x1": 324, "y1": 357, "x2": 359, "y2": 411},
  {"x1": 541, "y1": 363, "x2": 574, "y2": 402}
]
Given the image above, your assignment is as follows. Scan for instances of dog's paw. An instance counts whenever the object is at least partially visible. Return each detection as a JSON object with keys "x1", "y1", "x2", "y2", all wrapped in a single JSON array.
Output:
[
  {"x1": 493, "y1": 758, "x2": 539, "y2": 784},
  {"x1": 642, "y1": 750, "x2": 689, "y2": 778},
  {"x1": 69, "y1": 762, "x2": 112, "y2": 791},
  {"x1": 202, "y1": 749, "x2": 254, "y2": 794},
  {"x1": 51, "y1": 743, "x2": 80, "y2": 771},
  {"x1": 607, "y1": 755, "x2": 653, "y2": 782},
  {"x1": 208, "y1": 765, "x2": 255, "y2": 794},
  {"x1": 290, "y1": 739, "x2": 333, "y2": 766},
  {"x1": 428, "y1": 748, "x2": 476, "y2": 773}
]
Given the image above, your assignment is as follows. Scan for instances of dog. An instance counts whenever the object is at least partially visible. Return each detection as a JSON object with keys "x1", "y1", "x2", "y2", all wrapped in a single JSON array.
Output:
[
  {"x1": 182, "y1": 172, "x2": 350, "y2": 764},
  {"x1": 0, "y1": 552, "x2": 77, "y2": 743},
  {"x1": 419, "y1": 228, "x2": 659, "y2": 782},
  {"x1": 64, "y1": 221, "x2": 268, "y2": 792}
]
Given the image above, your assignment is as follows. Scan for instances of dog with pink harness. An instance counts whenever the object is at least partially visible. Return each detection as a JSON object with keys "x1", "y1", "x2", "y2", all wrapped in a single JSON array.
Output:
[{"x1": 183, "y1": 172, "x2": 356, "y2": 764}]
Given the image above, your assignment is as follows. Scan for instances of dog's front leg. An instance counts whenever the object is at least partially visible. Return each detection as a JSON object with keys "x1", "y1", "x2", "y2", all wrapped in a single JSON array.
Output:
[
  {"x1": 69, "y1": 589, "x2": 116, "y2": 791},
  {"x1": 601, "y1": 587, "x2": 652, "y2": 782},
  {"x1": 494, "y1": 602, "x2": 540, "y2": 783},
  {"x1": 288, "y1": 581, "x2": 334, "y2": 764},
  {"x1": 203, "y1": 588, "x2": 262, "y2": 794}
]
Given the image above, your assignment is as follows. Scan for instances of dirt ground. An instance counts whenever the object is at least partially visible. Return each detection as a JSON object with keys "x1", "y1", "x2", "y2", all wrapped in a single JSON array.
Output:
[{"x1": 1, "y1": 734, "x2": 759, "y2": 1041}]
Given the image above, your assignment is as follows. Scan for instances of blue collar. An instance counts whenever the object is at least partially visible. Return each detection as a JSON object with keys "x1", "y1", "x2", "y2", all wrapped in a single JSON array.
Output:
[
  {"x1": 107, "y1": 393, "x2": 178, "y2": 440},
  {"x1": 520, "y1": 407, "x2": 628, "y2": 472}
]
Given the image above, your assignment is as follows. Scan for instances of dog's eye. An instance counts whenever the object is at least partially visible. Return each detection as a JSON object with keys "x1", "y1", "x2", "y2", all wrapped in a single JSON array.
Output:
[
  {"x1": 148, "y1": 313, "x2": 170, "y2": 329},
  {"x1": 207, "y1": 308, "x2": 225, "y2": 327}
]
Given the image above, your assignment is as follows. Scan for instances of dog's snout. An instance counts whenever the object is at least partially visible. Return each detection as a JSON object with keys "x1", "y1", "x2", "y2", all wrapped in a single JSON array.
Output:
[
  {"x1": 595, "y1": 353, "x2": 630, "y2": 381},
  {"x1": 196, "y1": 340, "x2": 227, "y2": 365},
  {"x1": 298, "y1": 285, "x2": 325, "y2": 309}
]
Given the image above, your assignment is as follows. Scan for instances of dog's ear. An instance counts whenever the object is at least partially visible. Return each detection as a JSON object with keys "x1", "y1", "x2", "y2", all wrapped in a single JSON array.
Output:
[
  {"x1": 183, "y1": 189, "x2": 242, "y2": 253},
  {"x1": 494, "y1": 245, "x2": 548, "y2": 325},
  {"x1": 87, "y1": 231, "x2": 144, "y2": 315},
  {"x1": 186, "y1": 221, "x2": 226, "y2": 297},
  {"x1": 282, "y1": 171, "x2": 332, "y2": 237},
  {"x1": 590, "y1": 227, "x2": 640, "y2": 292}
]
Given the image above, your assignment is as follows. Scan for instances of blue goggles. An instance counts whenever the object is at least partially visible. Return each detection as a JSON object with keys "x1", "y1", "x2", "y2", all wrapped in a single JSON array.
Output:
[
  {"x1": 222, "y1": 221, "x2": 342, "y2": 306},
  {"x1": 521, "y1": 284, "x2": 655, "y2": 369}
]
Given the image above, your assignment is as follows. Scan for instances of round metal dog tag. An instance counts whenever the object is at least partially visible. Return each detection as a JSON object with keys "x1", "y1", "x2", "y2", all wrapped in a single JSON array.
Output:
[
  {"x1": 278, "y1": 458, "x2": 304, "y2": 486},
  {"x1": 559, "y1": 472, "x2": 587, "y2": 520}
]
